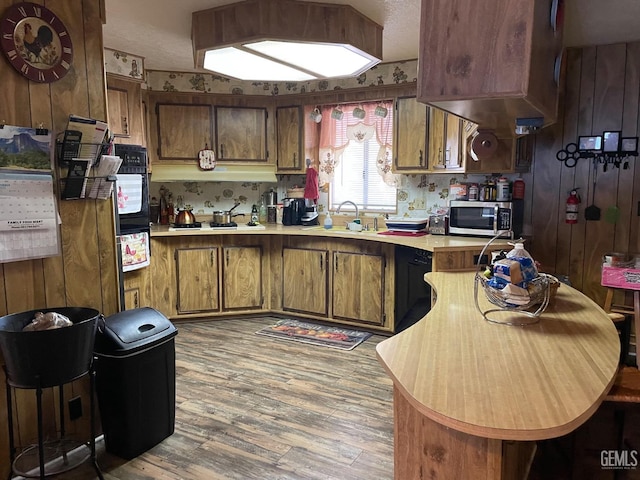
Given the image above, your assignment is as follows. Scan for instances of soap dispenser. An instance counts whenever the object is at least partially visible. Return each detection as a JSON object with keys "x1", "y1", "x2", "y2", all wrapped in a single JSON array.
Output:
[{"x1": 324, "y1": 211, "x2": 333, "y2": 229}]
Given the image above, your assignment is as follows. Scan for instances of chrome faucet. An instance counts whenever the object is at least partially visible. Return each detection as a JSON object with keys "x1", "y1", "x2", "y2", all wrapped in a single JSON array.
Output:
[{"x1": 336, "y1": 200, "x2": 359, "y2": 220}]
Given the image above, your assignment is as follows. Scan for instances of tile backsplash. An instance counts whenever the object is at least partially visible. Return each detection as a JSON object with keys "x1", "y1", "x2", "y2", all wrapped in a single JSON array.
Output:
[{"x1": 150, "y1": 172, "x2": 523, "y2": 222}]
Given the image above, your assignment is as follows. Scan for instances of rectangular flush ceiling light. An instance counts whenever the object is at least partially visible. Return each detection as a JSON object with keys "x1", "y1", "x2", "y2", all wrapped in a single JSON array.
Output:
[
  {"x1": 203, "y1": 47, "x2": 317, "y2": 82},
  {"x1": 245, "y1": 41, "x2": 379, "y2": 78}
]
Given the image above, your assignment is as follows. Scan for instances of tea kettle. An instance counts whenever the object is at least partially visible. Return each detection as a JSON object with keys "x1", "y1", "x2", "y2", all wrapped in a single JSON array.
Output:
[{"x1": 175, "y1": 206, "x2": 196, "y2": 225}]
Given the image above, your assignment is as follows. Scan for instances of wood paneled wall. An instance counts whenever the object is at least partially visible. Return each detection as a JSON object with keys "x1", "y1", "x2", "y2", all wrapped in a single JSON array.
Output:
[
  {"x1": 528, "y1": 42, "x2": 640, "y2": 308},
  {"x1": 0, "y1": 1, "x2": 117, "y2": 477}
]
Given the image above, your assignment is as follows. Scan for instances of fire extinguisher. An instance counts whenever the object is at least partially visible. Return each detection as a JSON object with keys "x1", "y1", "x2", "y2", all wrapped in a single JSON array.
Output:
[{"x1": 566, "y1": 188, "x2": 581, "y2": 224}]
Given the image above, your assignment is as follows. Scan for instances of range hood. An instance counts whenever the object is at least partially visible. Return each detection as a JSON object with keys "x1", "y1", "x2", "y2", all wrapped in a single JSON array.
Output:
[{"x1": 150, "y1": 164, "x2": 278, "y2": 183}]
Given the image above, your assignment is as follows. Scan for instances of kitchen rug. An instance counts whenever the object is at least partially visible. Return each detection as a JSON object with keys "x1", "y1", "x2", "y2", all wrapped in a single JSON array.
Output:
[{"x1": 255, "y1": 319, "x2": 372, "y2": 351}]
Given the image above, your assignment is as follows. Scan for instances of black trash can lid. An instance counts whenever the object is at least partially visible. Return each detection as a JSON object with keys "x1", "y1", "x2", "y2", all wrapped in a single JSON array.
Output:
[{"x1": 95, "y1": 307, "x2": 177, "y2": 355}]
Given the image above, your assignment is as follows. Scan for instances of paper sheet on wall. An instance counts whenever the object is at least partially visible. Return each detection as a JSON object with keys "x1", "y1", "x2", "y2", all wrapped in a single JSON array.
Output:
[
  {"x1": 0, "y1": 173, "x2": 61, "y2": 263},
  {"x1": 115, "y1": 174, "x2": 142, "y2": 214}
]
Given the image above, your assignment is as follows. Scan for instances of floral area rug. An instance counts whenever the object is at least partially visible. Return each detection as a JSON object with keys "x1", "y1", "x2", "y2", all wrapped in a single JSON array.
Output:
[{"x1": 255, "y1": 319, "x2": 372, "y2": 351}]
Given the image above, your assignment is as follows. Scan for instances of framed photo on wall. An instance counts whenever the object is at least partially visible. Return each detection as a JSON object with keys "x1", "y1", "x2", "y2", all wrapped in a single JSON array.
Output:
[
  {"x1": 578, "y1": 135, "x2": 602, "y2": 152},
  {"x1": 603, "y1": 131, "x2": 621, "y2": 152},
  {"x1": 620, "y1": 137, "x2": 638, "y2": 153}
]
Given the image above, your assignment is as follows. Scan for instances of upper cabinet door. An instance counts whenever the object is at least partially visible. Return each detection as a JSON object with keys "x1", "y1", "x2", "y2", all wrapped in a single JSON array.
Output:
[
  {"x1": 215, "y1": 106, "x2": 268, "y2": 162},
  {"x1": 417, "y1": 0, "x2": 562, "y2": 137},
  {"x1": 156, "y1": 104, "x2": 213, "y2": 160},
  {"x1": 276, "y1": 106, "x2": 303, "y2": 172},
  {"x1": 393, "y1": 97, "x2": 428, "y2": 172},
  {"x1": 106, "y1": 74, "x2": 145, "y2": 146}
]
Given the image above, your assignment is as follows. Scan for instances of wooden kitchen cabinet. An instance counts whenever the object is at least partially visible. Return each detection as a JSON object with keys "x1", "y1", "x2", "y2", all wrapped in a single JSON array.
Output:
[
  {"x1": 393, "y1": 96, "x2": 428, "y2": 172},
  {"x1": 176, "y1": 247, "x2": 220, "y2": 313},
  {"x1": 156, "y1": 103, "x2": 213, "y2": 160},
  {"x1": 332, "y1": 251, "x2": 385, "y2": 325},
  {"x1": 282, "y1": 246, "x2": 328, "y2": 316},
  {"x1": 276, "y1": 106, "x2": 304, "y2": 172},
  {"x1": 107, "y1": 74, "x2": 146, "y2": 146},
  {"x1": 222, "y1": 246, "x2": 263, "y2": 310},
  {"x1": 417, "y1": 0, "x2": 563, "y2": 138},
  {"x1": 215, "y1": 106, "x2": 268, "y2": 162},
  {"x1": 427, "y1": 107, "x2": 464, "y2": 172}
]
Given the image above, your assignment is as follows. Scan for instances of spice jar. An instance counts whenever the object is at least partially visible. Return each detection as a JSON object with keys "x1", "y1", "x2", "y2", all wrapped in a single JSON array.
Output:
[{"x1": 468, "y1": 183, "x2": 479, "y2": 201}]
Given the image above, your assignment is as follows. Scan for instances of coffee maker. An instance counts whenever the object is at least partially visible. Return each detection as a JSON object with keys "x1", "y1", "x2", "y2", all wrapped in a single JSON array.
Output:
[{"x1": 282, "y1": 198, "x2": 306, "y2": 225}]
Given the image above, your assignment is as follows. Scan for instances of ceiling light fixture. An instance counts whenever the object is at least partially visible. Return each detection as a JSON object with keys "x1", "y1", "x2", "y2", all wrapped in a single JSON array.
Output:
[{"x1": 192, "y1": 0, "x2": 383, "y2": 82}]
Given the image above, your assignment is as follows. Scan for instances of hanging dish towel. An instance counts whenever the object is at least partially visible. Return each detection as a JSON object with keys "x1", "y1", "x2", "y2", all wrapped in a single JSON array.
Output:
[
  {"x1": 120, "y1": 232, "x2": 150, "y2": 272},
  {"x1": 304, "y1": 167, "x2": 320, "y2": 200}
]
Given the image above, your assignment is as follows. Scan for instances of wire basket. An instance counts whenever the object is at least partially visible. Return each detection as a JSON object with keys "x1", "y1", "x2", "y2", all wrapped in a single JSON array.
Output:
[{"x1": 473, "y1": 233, "x2": 551, "y2": 326}]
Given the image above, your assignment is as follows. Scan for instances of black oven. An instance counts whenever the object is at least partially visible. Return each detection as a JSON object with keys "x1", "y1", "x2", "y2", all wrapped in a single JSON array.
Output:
[{"x1": 113, "y1": 144, "x2": 149, "y2": 235}]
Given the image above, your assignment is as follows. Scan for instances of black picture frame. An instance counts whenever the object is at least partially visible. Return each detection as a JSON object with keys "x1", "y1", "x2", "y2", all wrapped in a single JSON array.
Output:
[
  {"x1": 578, "y1": 135, "x2": 602, "y2": 152},
  {"x1": 603, "y1": 131, "x2": 621, "y2": 152},
  {"x1": 620, "y1": 137, "x2": 638, "y2": 153}
]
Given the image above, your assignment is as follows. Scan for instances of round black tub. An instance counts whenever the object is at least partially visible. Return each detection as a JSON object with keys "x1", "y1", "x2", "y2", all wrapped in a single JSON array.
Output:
[{"x1": 0, "y1": 307, "x2": 100, "y2": 389}]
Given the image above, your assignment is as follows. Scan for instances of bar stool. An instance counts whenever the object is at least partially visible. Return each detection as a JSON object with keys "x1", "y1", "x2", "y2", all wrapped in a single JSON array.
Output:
[{"x1": 602, "y1": 287, "x2": 640, "y2": 479}]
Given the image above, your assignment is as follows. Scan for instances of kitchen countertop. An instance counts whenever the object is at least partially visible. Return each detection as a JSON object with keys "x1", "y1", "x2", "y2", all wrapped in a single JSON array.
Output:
[
  {"x1": 376, "y1": 271, "x2": 620, "y2": 441},
  {"x1": 150, "y1": 223, "x2": 512, "y2": 252}
]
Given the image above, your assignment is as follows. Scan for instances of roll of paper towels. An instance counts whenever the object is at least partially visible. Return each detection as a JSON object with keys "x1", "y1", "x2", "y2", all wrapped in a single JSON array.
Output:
[{"x1": 470, "y1": 131, "x2": 498, "y2": 160}]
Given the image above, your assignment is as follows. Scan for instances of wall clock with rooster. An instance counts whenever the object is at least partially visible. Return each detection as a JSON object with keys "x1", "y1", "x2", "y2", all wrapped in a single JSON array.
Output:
[{"x1": 0, "y1": 2, "x2": 73, "y2": 83}]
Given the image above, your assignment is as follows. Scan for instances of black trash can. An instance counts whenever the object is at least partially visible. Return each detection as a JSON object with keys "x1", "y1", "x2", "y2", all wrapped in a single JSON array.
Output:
[
  {"x1": 0, "y1": 307, "x2": 100, "y2": 388},
  {"x1": 94, "y1": 307, "x2": 178, "y2": 459}
]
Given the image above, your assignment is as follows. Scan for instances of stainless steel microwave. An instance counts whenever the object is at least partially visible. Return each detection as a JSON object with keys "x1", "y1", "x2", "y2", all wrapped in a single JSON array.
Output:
[{"x1": 448, "y1": 201, "x2": 523, "y2": 238}]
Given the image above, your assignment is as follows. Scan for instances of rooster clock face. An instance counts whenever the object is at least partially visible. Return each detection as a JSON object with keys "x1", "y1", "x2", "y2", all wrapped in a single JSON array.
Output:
[{"x1": 0, "y1": 2, "x2": 73, "y2": 83}]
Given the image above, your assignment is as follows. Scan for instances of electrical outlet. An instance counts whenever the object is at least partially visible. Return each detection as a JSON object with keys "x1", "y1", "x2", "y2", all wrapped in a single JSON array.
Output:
[{"x1": 69, "y1": 396, "x2": 83, "y2": 420}]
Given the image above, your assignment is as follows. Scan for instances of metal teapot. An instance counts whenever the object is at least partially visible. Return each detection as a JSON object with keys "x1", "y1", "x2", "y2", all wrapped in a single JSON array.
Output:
[{"x1": 175, "y1": 206, "x2": 196, "y2": 225}]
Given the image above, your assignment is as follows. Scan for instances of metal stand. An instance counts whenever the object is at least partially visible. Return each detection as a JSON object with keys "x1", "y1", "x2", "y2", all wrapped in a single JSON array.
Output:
[{"x1": 4, "y1": 364, "x2": 103, "y2": 480}]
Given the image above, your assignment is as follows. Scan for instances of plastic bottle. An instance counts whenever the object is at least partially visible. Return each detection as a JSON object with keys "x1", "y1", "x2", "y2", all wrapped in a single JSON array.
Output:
[
  {"x1": 496, "y1": 177, "x2": 510, "y2": 201},
  {"x1": 259, "y1": 199, "x2": 267, "y2": 223},
  {"x1": 323, "y1": 211, "x2": 333, "y2": 229},
  {"x1": 506, "y1": 241, "x2": 538, "y2": 282}
]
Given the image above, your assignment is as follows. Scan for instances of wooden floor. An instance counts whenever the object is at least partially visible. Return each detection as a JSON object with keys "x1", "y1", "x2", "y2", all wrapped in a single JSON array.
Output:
[
  {"x1": 45, "y1": 317, "x2": 395, "y2": 480},
  {"x1": 13, "y1": 316, "x2": 640, "y2": 479}
]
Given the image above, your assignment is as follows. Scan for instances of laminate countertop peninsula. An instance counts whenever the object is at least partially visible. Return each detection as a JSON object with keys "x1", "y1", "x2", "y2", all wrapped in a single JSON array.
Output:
[
  {"x1": 150, "y1": 224, "x2": 512, "y2": 253},
  {"x1": 376, "y1": 271, "x2": 621, "y2": 479}
]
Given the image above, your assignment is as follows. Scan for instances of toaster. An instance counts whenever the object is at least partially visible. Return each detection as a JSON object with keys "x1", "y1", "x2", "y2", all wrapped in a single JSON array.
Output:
[{"x1": 428, "y1": 215, "x2": 449, "y2": 235}]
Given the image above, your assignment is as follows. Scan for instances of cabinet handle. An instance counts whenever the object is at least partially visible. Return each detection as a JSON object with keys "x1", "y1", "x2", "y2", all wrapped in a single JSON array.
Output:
[
  {"x1": 219, "y1": 144, "x2": 225, "y2": 159},
  {"x1": 134, "y1": 291, "x2": 139, "y2": 308},
  {"x1": 438, "y1": 147, "x2": 443, "y2": 164},
  {"x1": 123, "y1": 116, "x2": 128, "y2": 135},
  {"x1": 334, "y1": 255, "x2": 338, "y2": 273},
  {"x1": 293, "y1": 152, "x2": 297, "y2": 166},
  {"x1": 446, "y1": 147, "x2": 451, "y2": 162},
  {"x1": 419, "y1": 149, "x2": 423, "y2": 166},
  {"x1": 226, "y1": 250, "x2": 229, "y2": 266},
  {"x1": 211, "y1": 250, "x2": 215, "y2": 266},
  {"x1": 320, "y1": 253, "x2": 324, "y2": 272}
]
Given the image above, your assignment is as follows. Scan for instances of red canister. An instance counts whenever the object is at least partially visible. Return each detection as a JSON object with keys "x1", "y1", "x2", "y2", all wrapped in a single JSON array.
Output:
[{"x1": 513, "y1": 177, "x2": 525, "y2": 200}]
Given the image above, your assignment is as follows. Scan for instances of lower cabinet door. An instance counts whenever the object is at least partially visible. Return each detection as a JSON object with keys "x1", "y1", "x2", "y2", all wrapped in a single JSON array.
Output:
[
  {"x1": 332, "y1": 251, "x2": 385, "y2": 325},
  {"x1": 282, "y1": 247, "x2": 328, "y2": 316},
  {"x1": 222, "y1": 246, "x2": 263, "y2": 310},
  {"x1": 176, "y1": 247, "x2": 220, "y2": 313}
]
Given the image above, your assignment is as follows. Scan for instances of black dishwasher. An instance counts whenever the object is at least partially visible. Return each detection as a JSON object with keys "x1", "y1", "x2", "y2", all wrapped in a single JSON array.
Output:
[{"x1": 395, "y1": 246, "x2": 432, "y2": 333}]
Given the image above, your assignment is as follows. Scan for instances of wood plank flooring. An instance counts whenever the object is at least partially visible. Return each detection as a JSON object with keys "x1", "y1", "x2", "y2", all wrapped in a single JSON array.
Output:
[{"x1": 40, "y1": 317, "x2": 395, "y2": 480}]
